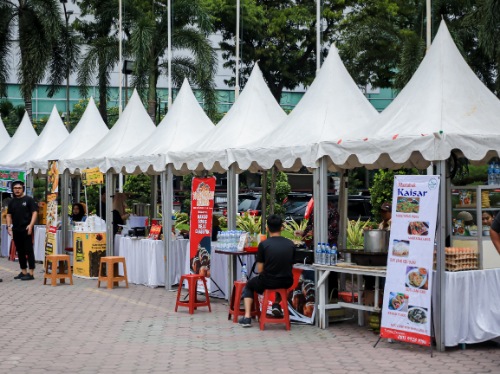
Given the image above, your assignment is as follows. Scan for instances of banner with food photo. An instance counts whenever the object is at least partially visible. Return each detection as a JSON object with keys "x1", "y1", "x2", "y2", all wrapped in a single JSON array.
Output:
[
  {"x1": 0, "y1": 169, "x2": 26, "y2": 193},
  {"x1": 73, "y1": 232, "x2": 106, "y2": 278},
  {"x1": 45, "y1": 160, "x2": 59, "y2": 256},
  {"x1": 380, "y1": 175, "x2": 440, "y2": 347},
  {"x1": 189, "y1": 177, "x2": 215, "y2": 292}
]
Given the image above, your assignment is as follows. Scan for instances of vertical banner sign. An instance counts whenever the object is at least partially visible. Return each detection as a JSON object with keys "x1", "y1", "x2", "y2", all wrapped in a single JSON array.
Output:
[
  {"x1": 0, "y1": 169, "x2": 26, "y2": 193},
  {"x1": 73, "y1": 232, "x2": 107, "y2": 278},
  {"x1": 189, "y1": 177, "x2": 215, "y2": 291},
  {"x1": 45, "y1": 160, "x2": 60, "y2": 256},
  {"x1": 380, "y1": 175, "x2": 440, "y2": 346}
]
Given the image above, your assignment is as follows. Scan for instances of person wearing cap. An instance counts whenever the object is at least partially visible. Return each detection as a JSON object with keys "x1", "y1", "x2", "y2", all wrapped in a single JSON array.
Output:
[
  {"x1": 378, "y1": 201, "x2": 392, "y2": 230},
  {"x1": 6, "y1": 180, "x2": 38, "y2": 281}
]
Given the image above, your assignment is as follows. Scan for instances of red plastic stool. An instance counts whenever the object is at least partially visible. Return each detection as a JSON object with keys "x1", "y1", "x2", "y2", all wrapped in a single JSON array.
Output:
[
  {"x1": 259, "y1": 288, "x2": 291, "y2": 331},
  {"x1": 175, "y1": 274, "x2": 211, "y2": 314},
  {"x1": 228, "y1": 281, "x2": 259, "y2": 323}
]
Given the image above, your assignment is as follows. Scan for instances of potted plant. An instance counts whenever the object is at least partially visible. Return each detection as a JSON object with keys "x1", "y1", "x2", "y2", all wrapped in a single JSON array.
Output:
[
  {"x1": 237, "y1": 212, "x2": 262, "y2": 247},
  {"x1": 347, "y1": 218, "x2": 371, "y2": 250}
]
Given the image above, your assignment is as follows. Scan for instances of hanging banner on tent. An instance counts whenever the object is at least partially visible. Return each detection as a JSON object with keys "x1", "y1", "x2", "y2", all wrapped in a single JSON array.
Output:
[
  {"x1": 81, "y1": 167, "x2": 104, "y2": 186},
  {"x1": 189, "y1": 177, "x2": 215, "y2": 290},
  {"x1": 45, "y1": 160, "x2": 59, "y2": 256},
  {"x1": 0, "y1": 169, "x2": 26, "y2": 193},
  {"x1": 380, "y1": 175, "x2": 440, "y2": 347}
]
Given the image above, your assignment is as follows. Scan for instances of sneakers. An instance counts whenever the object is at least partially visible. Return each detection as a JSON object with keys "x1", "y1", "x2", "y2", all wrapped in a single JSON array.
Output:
[
  {"x1": 14, "y1": 272, "x2": 25, "y2": 280},
  {"x1": 238, "y1": 317, "x2": 252, "y2": 327},
  {"x1": 20, "y1": 274, "x2": 34, "y2": 281},
  {"x1": 271, "y1": 303, "x2": 283, "y2": 317}
]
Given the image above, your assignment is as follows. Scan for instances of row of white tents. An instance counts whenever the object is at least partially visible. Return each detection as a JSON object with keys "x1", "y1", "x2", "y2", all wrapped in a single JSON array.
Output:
[{"x1": 0, "y1": 21, "x2": 499, "y2": 350}]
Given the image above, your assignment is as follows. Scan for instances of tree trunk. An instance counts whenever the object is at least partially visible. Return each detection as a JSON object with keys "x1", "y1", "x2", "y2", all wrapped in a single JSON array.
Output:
[
  {"x1": 269, "y1": 166, "x2": 277, "y2": 215},
  {"x1": 147, "y1": 58, "x2": 159, "y2": 124},
  {"x1": 98, "y1": 59, "x2": 108, "y2": 125},
  {"x1": 24, "y1": 96, "x2": 33, "y2": 122}
]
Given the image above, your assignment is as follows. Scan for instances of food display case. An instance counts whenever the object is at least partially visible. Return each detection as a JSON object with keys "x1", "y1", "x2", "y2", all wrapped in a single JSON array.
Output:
[{"x1": 450, "y1": 185, "x2": 500, "y2": 269}]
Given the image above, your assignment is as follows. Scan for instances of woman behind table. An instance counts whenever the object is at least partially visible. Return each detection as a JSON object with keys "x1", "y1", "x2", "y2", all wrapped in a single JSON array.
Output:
[
  {"x1": 482, "y1": 211, "x2": 495, "y2": 228},
  {"x1": 70, "y1": 203, "x2": 87, "y2": 224},
  {"x1": 112, "y1": 193, "x2": 130, "y2": 236}
]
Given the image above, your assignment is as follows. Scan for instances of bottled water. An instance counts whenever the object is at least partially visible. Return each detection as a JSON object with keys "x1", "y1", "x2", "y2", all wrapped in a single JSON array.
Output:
[
  {"x1": 315, "y1": 243, "x2": 322, "y2": 264},
  {"x1": 241, "y1": 263, "x2": 248, "y2": 282},
  {"x1": 488, "y1": 163, "x2": 495, "y2": 185},
  {"x1": 331, "y1": 245, "x2": 338, "y2": 265},
  {"x1": 495, "y1": 163, "x2": 500, "y2": 185},
  {"x1": 323, "y1": 243, "x2": 331, "y2": 266}
]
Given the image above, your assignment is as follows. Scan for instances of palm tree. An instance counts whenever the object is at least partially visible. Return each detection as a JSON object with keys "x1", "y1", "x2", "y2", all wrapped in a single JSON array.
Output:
[
  {"x1": 128, "y1": 0, "x2": 218, "y2": 123},
  {"x1": 0, "y1": 0, "x2": 66, "y2": 119}
]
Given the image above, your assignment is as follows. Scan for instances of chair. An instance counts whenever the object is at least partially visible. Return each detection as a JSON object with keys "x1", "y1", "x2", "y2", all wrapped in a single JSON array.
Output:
[
  {"x1": 259, "y1": 288, "x2": 291, "y2": 331},
  {"x1": 228, "y1": 280, "x2": 259, "y2": 323},
  {"x1": 175, "y1": 274, "x2": 211, "y2": 314},
  {"x1": 97, "y1": 256, "x2": 129, "y2": 289},
  {"x1": 43, "y1": 254, "x2": 73, "y2": 286}
]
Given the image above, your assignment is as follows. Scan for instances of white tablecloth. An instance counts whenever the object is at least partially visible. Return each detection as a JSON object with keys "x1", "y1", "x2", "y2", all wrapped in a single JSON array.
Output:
[
  {"x1": 116, "y1": 236, "x2": 189, "y2": 288},
  {"x1": 33, "y1": 226, "x2": 73, "y2": 261},
  {"x1": 1, "y1": 224, "x2": 12, "y2": 257},
  {"x1": 209, "y1": 251, "x2": 256, "y2": 300},
  {"x1": 433, "y1": 268, "x2": 500, "y2": 346}
]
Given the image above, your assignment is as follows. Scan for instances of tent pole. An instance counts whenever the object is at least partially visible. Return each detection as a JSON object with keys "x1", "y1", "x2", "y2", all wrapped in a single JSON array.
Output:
[
  {"x1": 261, "y1": 171, "x2": 267, "y2": 234},
  {"x1": 435, "y1": 160, "x2": 447, "y2": 351},
  {"x1": 338, "y1": 168, "x2": 348, "y2": 249},
  {"x1": 161, "y1": 167, "x2": 174, "y2": 291},
  {"x1": 61, "y1": 169, "x2": 70, "y2": 253},
  {"x1": 105, "y1": 171, "x2": 114, "y2": 256},
  {"x1": 319, "y1": 156, "x2": 328, "y2": 245}
]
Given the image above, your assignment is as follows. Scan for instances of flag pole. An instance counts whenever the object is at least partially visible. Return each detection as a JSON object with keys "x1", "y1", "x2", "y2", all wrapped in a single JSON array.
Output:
[
  {"x1": 168, "y1": 0, "x2": 172, "y2": 108},
  {"x1": 235, "y1": 0, "x2": 240, "y2": 99},
  {"x1": 118, "y1": 0, "x2": 123, "y2": 115}
]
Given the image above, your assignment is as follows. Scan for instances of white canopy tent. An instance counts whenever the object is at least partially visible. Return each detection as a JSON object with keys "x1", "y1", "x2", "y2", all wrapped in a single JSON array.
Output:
[
  {"x1": 59, "y1": 89, "x2": 156, "y2": 174},
  {"x1": 0, "y1": 116, "x2": 11, "y2": 152},
  {"x1": 328, "y1": 21, "x2": 500, "y2": 170},
  {"x1": 169, "y1": 63, "x2": 287, "y2": 174},
  {"x1": 5, "y1": 106, "x2": 69, "y2": 170},
  {"x1": 0, "y1": 112, "x2": 37, "y2": 167},
  {"x1": 31, "y1": 97, "x2": 109, "y2": 173},
  {"x1": 107, "y1": 79, "x2": 214, "y2": 175},
  {"x1": 227, "y1": 45, "x2": 379, "y2": 173}
]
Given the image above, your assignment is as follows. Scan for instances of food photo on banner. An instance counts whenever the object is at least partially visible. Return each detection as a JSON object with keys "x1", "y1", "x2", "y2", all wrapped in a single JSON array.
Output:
[
  {"x1": 380, "y1": 175, "x2": 440, "y2": 347},
  {"x1": 0, "y1": 169, "x2": 26, "y2": 193},
  {"x1": 44, "y1": 160, "x2": 59, "y2": 256},
  {"x1": 189, "y1": 177, "x2": 215, "y2": 292},
  {"x1": 287, "y1": 266, "x2": 316, "y2": 324}
]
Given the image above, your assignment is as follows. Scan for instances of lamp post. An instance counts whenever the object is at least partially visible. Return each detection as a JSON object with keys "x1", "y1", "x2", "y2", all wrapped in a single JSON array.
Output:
[
  {"x1": 122, "y1": 60, "x2": 134, "y2": 105},
  {"x1": 60, "y1": 0, "x2": 73, "y2": 130}
]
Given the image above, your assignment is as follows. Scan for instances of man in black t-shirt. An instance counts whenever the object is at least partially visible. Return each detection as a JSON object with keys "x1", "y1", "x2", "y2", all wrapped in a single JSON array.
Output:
[
  {"x1": 6, "y1": 180, "x2": 38, "y2": 281},
  {"x1": 490, "y1": 212, "x2": 500, "y2": 255},
  {"x1": 239, "y1": 214, "x2": 295, "y2": 327}
]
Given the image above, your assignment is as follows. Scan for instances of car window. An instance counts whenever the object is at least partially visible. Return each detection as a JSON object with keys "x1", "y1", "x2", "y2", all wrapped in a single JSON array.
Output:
[
  {"x1": 284, "y1": 200, "x2": 308, "y2": 211},
  {"x1": 238, "y1": 197, "x2": 259, "y2": 211},
  {"x1": 348, "y1": 201, "x2": 368, "y2": 220}
]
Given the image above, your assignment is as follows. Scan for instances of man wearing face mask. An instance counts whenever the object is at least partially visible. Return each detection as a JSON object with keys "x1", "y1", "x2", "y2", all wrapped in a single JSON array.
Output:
[{"x1": 6, "y1": 180, "x2": 38, "y2": 281}]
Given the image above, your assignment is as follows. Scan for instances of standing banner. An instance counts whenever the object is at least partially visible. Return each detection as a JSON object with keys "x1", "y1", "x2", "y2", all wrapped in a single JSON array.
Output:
[
  {"x1": 380, "y1": 175, "x2": 440, "y2": 346},
  {"x1": 189, "y1": 177, "x2": 215, "y2": 291},
  {"x1": 0, "y1": 169, "x2": 26, "y2": 193},
  {"x1": 81, "y1": 167, "x2": 104, "y2": 186},
  {"x1": 73, "y1": 232, "x2": 107, "y2": 278},
  {"x1": 45, "y1": 160, "x2": 59, "y2": 256}
]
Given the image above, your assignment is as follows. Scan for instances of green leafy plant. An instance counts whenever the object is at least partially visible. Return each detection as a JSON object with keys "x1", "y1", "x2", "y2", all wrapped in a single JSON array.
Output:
[
  {"x1": 283, "y1": 218, "x2": 309, "y2": 242},
  {"x1": 174, "y1": 212, "x2": 189, "y2": 229},
  {"x1": 347, "y1": 219, "x2": 371, "y2": 249},
  {"x1": 236, "y1": 213, "x2": 262, "y2": 235}
]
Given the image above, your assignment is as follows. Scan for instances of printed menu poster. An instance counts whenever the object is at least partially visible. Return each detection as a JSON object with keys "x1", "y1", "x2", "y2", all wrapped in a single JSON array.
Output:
[
  {"x1": 189, "y1": 177, "x2": 215, "y2": 292},
  {"x1": 380, "y1": 175, "x2": 440, "y2": 347},
  {"x1": 0, "y1": 169, "x2": 26, "y2": 193},
  {"x1": 45, "y1": 160, "x2": 59, "y2": 256}
]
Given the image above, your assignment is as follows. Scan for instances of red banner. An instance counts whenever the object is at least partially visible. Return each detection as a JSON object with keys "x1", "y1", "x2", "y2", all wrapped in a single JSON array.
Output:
[{"x1": 189, "y1": 177, "x2": 215, "y2": 279}]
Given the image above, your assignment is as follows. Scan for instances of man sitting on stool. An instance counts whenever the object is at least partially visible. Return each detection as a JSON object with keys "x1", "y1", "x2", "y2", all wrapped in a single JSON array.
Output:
[{"x1": 239, "y1": 214, "x2": 295, "y2": 327}]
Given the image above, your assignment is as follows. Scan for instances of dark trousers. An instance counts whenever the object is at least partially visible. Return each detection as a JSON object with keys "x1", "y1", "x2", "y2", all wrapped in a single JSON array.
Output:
[
  {"x1": 13, "y1": 229, "x2": 35, "y2": 270},
  {"x1": 242, "y1": 274, "x2": 293, "y2": 299}
]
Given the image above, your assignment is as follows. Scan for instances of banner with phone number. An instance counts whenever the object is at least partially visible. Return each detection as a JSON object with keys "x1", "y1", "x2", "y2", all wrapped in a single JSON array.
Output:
[
  {"x1": 380, "y1": 175, "x2": 440, "y2": 346},
  {"x1": 189, "y1": 177, "x2": 215, "y2": 291}
]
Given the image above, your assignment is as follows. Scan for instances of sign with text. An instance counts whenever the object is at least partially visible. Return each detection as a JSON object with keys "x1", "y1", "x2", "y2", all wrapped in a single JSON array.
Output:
[
  {"x1": 45, "y1": 160, "x2": 60, "y2": 256},
  {"x1": 81, "y1": 167, "x2": 104, "y2": 186},
  {"x1": 380, "y1": 175, "x2": 440, "y2": 347},
  {"x1": 0, "y1": 169, "x2": 26, "y2": 193},
  {"x1": 73, "y1": 232, "x2": 107, "y2": 278},
  {"x1": 189, "y1": 177, "x2": 215, "y2": 291}
]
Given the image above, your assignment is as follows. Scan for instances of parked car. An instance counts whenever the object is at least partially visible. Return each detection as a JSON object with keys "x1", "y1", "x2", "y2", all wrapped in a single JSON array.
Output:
[
  {"x1": 235, "y1": 192, "x2": 312, "y2": 217},
  {"x1": 285, "y1": 195, "x2": 372, "y2": 223}
]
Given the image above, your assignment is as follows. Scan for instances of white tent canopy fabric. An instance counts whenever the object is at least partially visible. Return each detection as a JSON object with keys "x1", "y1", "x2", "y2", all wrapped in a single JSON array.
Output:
[
  {"x1": 329, "y1": 21, "x2": 500, "y2": 169},
  {"x1": 0, "y1": 116, "x2": 11, "y2": 152},
  {"x1": 227, "y1": 45, "x2": 379, "y2": 172},
  {"x1": 5, "y1": 107, "x2": 68, "y2": 170},
  {"x1": 31, "y1": 97, "x2": 109, "y2": 173},
  {"x1": 169, "y1": 63, "x2": 287, "y2": 173},
  {"x1": 59, "y1": 90, "x2": 156, "y2": 173},
  {"x1": 0, "y1": 112, "x2": 38, "y2": 167},
  {"x1": 107, "y1": 79, "x2": 214, "y2": 174}
]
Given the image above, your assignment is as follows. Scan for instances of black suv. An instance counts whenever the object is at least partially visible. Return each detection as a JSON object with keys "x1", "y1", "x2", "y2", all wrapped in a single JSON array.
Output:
[
  {"x1": 237, "y1": 192, "x2": 312, "y2": 217},
  {"x1": 285, "y1": 194, "x2": 372, "y2": 223}
]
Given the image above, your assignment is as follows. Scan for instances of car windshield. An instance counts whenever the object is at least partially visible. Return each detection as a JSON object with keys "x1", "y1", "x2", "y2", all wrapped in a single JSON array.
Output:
[
  {"x1": 284, "y1": 200, "x2": 308, "y2": 211},
  {"x1": 238, "y1": 197, "x2": 258, "y2": 211}
]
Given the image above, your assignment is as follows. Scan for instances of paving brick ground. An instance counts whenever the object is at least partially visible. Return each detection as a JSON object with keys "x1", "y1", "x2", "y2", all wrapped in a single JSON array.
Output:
[{"x1": 1, "y1": 257, "x2": 499, "y2": 373}]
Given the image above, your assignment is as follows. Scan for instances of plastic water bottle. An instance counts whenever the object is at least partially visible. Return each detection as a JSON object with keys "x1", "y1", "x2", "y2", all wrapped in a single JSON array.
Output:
[
  {"x1": 331, "y1": 245, "x2": 338, "y2": 265},
  {"x1": 323, "y1": 243, "x2": 331, "y2": 266},
  {"x1": 241, "y1": 263, "x2": 248, "y2": 282},
  {"x1": 488, "y1": 163, "x2": 495, "y2": 185},
  {"x1": 495, "y1": 163, "x2": 500, "y2": 185},
  {"x1": 315, "y1": 243, "x2": 322, "y2": 264}
]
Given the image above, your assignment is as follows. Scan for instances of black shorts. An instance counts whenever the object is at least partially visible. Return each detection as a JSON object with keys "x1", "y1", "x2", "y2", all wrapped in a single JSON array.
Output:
[{"x1": 241, "y1": 274, "x2": 293, "y2": 299}]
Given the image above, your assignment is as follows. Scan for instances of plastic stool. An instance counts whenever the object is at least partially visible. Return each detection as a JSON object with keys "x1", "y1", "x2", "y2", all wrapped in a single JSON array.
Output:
[
  {"x1": 175, "y1": 274, "x2": 211, "y2": 314},
  {"x1": 228, "y1": 280, "x2": 259, "y2": 323},
  {"x1": 97, "y1": 256, "x2": 129, "y2": 289},
  {"x1": 259, "y1": 288, "x2": 291, "y2": 331},
  {"x1": 43, "y1": 254, "x2": 73, "y2": 286}
]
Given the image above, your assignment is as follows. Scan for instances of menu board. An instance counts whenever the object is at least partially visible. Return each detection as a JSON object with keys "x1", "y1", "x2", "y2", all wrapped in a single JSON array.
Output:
[
  {"x1": 45, "y1": 160, "x2": 59, "y2": 256},
  {"x1": 380, "y1": 175, "x2": 440, "y2": 347}
]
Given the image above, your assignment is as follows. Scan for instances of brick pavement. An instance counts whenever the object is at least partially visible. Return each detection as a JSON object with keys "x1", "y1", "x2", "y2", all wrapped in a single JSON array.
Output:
[{"x1": 1, "y1": 257, "x2": 499, "y2": 374}]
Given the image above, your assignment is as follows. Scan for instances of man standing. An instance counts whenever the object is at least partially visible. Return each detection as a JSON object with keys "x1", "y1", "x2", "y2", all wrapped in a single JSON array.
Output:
[
  {"x1": 6, "y1": 180, "x2": 38, "y2": 281},
  {"x1": 490, "y1": 211, "x2": 500, "y2": 255},
  {"x1": 239, "y1": 214, "x2": 295, "y2": 327}
]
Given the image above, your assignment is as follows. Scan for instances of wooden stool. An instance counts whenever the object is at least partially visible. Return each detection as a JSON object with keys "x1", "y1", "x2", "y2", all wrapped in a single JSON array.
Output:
[
  {"x1": 175, "y1": 274, "x2": 211, "y2": 314},
  {"x1": 259, "y1": 288, "x2": 291, "y2": 331},
  {"x1": 43, "y1": 254, "x2": 73, "y2": 287},
  {"x1": 97, "y1": 256, "x2": 129, "y2": 289},
  {"x1": 228, "y1": 280, "x2": 259, "y2": 323}
]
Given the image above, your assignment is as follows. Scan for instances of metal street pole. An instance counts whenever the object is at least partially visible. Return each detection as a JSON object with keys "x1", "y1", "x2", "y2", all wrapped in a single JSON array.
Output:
[{"x1": 60, "y1": 1, "x2": 73, "y2": 131}]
